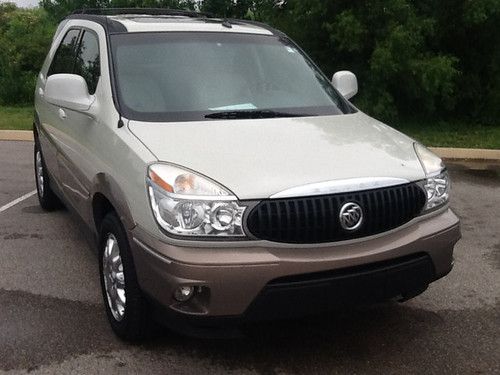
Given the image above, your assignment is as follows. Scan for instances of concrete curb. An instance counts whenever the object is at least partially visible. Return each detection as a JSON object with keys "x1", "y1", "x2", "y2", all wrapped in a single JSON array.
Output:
[
  {"x1": 0, "y1": 130, "x2": 33, "y2": 142},
  {"x1": 1, "y1": 130, "x2": 499, "y2": 161},
  {"x1": 429, "y1": 147, "x2": 500, "y2": 161}
]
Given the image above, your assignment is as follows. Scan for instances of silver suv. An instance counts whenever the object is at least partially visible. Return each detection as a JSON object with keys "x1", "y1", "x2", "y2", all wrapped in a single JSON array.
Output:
[{"x1": 34, "y1": 9, "x2": 461, "y2": 340}]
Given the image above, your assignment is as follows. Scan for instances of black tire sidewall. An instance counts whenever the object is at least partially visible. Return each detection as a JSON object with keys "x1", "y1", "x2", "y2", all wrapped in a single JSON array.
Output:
[
  {"x1": 98, "y1": 212, "x2": 150, "y2": 341},
  {"x1": 34, "y1": 141, "x2": 47, "y2": 204},
  {"x1": 34, "y1": 140, "x2": 60, "y2": 210}
]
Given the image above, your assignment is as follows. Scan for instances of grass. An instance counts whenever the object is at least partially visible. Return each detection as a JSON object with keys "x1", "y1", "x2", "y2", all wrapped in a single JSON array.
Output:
[
  {"x1": 395, "y1": 120, "x2": 500, "y2": 149},
  {"x1": 0, "y1": 106, "x2": 33, "y2": 131},
  {"x1": 0, "y1": 105, "x2": 498, "y2": 149}
]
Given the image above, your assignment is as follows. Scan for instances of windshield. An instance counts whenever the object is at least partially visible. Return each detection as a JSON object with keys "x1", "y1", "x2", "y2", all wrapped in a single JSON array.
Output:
[{"x1": 110, "y1": 32, "x2": 352, "y2": 122}]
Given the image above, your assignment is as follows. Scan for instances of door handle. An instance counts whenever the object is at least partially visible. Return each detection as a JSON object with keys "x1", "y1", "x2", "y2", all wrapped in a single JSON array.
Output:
[{"x1": 58, "y1": 108, "x2": 67, "y2": 120}]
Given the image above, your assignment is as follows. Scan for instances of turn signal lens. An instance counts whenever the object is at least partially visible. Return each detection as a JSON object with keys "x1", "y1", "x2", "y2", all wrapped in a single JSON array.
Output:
[
  {"x1": 414, "y1": 143, "x2": 445, "y2": 176},
  {"x1": 149, "y1": 170, "x2": 174, "y2": 193}
]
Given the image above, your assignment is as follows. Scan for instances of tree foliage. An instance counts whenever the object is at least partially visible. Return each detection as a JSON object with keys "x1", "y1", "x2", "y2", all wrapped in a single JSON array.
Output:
[
  {"x1": 40, "y1": 0, "x2": 198, "y2": 20},
  {"x1": 0, "y1": 0, "x2": 498, "y2": 124},
  {"x1": 0, "y1": 4, "x2": 55, "y2": 105}
]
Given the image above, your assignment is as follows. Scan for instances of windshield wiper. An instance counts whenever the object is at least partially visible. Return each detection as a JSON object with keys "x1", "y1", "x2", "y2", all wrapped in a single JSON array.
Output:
[{"x1": 205, "y1": 110, "x2": 314, "y2": 120}]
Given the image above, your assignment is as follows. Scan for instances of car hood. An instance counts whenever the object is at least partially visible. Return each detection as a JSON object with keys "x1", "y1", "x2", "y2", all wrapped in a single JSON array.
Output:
[{"x1": 128, "y1": 112, "x2": 426, "y2": 200}]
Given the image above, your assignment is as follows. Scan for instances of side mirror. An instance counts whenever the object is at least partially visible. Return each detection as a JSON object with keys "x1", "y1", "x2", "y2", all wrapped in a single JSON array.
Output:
[
  {"x1": 44, "y1": 74, "x2": 94, "y2": 112},
  {"x1": 332, "y1": 71, "x2": 358, "y2": 100}
]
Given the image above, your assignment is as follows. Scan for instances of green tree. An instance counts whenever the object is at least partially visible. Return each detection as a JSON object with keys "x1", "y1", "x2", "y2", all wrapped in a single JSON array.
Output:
[
  {"x1": 0, "y1": 4, "x2": 56, "y2": 105},
  {"x1": 40, "y1": 0, "x2": 198, "y2": 20},
  {"x1": 198, "y1": 0, "x2": 279, "y2": 19},
  {"x1": 423, "y1": 0, "x2": 500, "y2": 124},
  {"x1": 200, "y1": 0, "x2": 233, "y2": 17},
  {"x1": 259, "y1": 0, "x2": 460, "y2": 121}
]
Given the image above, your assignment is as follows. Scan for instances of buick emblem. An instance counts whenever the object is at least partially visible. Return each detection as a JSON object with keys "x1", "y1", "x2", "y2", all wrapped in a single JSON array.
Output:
[{"x1": 339, "y1": 202, "x2": 363, "y2": 231}]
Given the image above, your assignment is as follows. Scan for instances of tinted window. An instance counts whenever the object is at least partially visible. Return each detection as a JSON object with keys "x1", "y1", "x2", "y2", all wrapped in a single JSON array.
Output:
[
  {"x1": 74, "y1": 31, "x2": 100, "y2": 94},
  {"x1": 48, "y1": 29, "x2": 80, "y2": 76}
]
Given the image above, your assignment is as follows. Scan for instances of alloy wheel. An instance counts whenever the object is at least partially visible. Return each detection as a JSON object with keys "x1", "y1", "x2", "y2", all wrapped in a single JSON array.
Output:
[{"x1": 102, "y1": 234, "x2": 126, "y2": 321}]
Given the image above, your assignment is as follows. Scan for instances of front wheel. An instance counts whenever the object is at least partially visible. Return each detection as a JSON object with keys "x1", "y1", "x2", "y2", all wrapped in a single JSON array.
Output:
[
  {"x1": 34, "y1": 141, "x2": 61, "y2": 211},
  {"x1": 99, "y1": 212, "x2": 154, "y2": 341}
]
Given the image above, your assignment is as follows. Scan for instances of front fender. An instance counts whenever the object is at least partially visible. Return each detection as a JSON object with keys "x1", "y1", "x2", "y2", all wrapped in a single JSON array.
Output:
[{"x1": 90, "y1": 173, "x2": 136, "y2": 233}]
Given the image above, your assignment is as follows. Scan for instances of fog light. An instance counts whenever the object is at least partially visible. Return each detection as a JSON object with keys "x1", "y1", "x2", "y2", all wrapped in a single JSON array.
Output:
[{"x1": 174, "y1": 286, "x2": 195, "y2": 302}]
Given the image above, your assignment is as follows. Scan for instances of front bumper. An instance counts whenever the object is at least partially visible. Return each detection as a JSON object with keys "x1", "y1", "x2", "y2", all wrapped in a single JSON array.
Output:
[{"x1": 130, "y1": 208, "x2": 461, "y2": 323}]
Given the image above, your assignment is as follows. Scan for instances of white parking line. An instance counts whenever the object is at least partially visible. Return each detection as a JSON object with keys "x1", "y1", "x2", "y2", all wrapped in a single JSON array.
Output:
[{"x1": 0, "y1": 190, "x2": 37, "y2": 213}]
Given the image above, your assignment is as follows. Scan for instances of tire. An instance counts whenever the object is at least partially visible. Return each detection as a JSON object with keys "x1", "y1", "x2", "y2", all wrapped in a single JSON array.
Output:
[
  {"x1": 34, "y1": 141, "x2": 62, "y2": 211},
  {"x1": 99, "y1": 212, "x2": 153, "y2": 341}
]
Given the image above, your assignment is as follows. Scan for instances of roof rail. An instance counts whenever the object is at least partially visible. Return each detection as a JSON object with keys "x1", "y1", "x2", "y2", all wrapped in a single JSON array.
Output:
[
  {"x1": 71, "y1": 8, "x2": 211, "y2": 18},
  {"x1": 228, "y1": 19, "x2": 283, "y2": 37}
]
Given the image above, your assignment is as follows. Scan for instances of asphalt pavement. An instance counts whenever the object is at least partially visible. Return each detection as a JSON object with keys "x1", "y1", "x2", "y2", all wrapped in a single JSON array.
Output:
[{"x1": 0, "y1": 140, "x2": 499, "y2": 374}]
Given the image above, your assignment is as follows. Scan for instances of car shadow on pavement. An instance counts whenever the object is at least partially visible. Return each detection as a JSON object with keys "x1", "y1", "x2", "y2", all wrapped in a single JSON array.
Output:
[
  {"x1": 141, "y1": 302, "x2": 499, "y2": 374},
  {"x1": 2, "y1": 286, "x2": 497, "y2": 374}
]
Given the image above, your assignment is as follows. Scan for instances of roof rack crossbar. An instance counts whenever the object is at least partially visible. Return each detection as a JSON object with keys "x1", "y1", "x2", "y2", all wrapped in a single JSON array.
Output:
[{"x1": 71, "y1": 8, "x2": 211, "y2": 18}]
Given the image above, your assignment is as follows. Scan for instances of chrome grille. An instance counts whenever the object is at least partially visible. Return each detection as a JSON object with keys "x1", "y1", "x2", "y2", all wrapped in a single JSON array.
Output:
[{"x1": 246, "y1": 183, "x2": 426, "y2": 244}]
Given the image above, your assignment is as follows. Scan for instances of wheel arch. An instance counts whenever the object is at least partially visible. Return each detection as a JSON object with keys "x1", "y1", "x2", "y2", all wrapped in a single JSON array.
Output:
[{"x1": 91, "y1": 173, "x2": 136, "y2": 234}]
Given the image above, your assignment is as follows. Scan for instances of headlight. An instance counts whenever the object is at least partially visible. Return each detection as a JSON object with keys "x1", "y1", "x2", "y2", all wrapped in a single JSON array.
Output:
[
  {"x1": 414, "y1": 143, "x2": 450, "y2": 211},
  {"x1": 423, "y1": 170, "x2": 450, "y2": 210},
  {"x1": 146, "y1": 164, "x2": 246, "y2": 238}
]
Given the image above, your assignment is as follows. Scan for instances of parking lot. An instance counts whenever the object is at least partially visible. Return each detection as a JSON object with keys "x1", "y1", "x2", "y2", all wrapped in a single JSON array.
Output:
[{"x1": 0, "y1": 139, "x2": 499, "y2": 374}]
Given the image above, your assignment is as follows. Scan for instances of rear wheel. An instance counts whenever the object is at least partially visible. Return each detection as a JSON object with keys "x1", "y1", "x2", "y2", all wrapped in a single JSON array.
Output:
[
  {"x1": 99, "y1": 212, "x2": 154, "y2": 341},
  {"x1": 34, "y1": 141, "x2": 61, "y2": 211}
]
